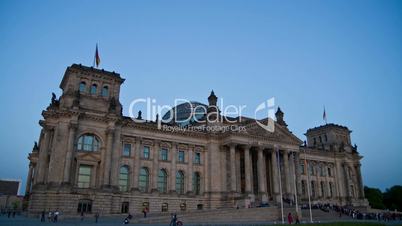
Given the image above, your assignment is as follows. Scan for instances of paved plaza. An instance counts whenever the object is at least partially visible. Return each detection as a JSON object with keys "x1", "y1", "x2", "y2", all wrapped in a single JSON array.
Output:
[{"x1": 1, "y1": 215, "x2": 402, "y2": 226}]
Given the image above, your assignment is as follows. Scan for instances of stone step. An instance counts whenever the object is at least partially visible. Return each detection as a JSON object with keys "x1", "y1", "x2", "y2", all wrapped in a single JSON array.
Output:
[{"x1": 135, "y1": 207, "x2": 280, "y2": 224}]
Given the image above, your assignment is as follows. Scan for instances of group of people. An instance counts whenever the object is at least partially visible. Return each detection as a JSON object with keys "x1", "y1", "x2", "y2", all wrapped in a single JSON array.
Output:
[
  {"x1": 333, "y1": 205, "x2": 402, "y2": 221},
  {"x1": 40, "y1": 210, "x2": 60, "y2": 222},
  {"x1": 1, "y1": 208, "x2": 17, "y2": 218},
  {"x1": 301, "y1": 202, "x2": 402, "y2": 222}
]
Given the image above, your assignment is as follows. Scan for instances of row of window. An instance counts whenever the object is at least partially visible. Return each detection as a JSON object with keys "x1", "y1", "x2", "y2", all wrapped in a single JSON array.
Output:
[
  {"x1": 79, "y1": 81, "x2": 109, "y2": 97},
  {"x1": 313, "y1": 134, "x2": 328, "y2": 145},
  {"x1": 301, "y1": 180, "x2": 335, "y2": 198},
  {"x1": 77, "y1": 134, "x2": 202, "y2": 164},
  {"x1": 77, "y1": 165, "x2": 202, "y2": 195},
  {"x1": 123, "y1": 143, "x2": 201, "y2": 164},
  {"x1": 300, "y1": 162, "x2": 333, "y2": 177},
  {"x1": 77, "y1": 199, "x2": 204, "y2": 214}
]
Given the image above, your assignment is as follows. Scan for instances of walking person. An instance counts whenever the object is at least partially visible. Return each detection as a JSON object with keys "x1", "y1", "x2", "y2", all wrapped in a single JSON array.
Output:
[
  {"x1": 48, "y1": 211, "x2": 52, "y2": 222},
  {"x1": 287, "y1": 212, "x2": 293, "y2": 224},
  {"x1": 169, "y1": 213, "x2": 177, "y2": 226},
  {"x1": 40, "y1": 210, "x2": 46, "y2": 222},
  {"x1": 295, "y1": 212, "x2": 300, "y2": 224},
  {"x1": 80, "y1": 211, "x2": 84, "y2": 221},
  {"x1": 54, "y1": 209, "x2": 59, "y2": 222},
  {"x1": 95, "y1": 212, "x2": 99, "y2": 223}
]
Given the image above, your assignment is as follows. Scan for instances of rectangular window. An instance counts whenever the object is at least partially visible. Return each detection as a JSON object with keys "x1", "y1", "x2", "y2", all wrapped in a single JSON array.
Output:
[
  {"x1": 160, "y1": 148, "x2": 168, "y2": 161},
  {"x1": 301, "y1": 180, "x2": 306, "y2": 196},
  {"x1": 328, "y1": 167, "x2": 332, "y2": 177},
  {"x1": 350, "y1": 185, "x2": 355, "y2": 197},
  {"x1": 311, "y1": 181, "x2": 316, "y2": 197},
  {"x1": 300, "y1": 163, "x2": 305, "y2": 175},
  {"x1": 319, "y1": 165, "x2": 325, "y2": 177},
  {"x1": 143, "y1": 146, "x2": 150, "y2": 159},
  {"x1": 194, "y1": 152, "x2": 201, "y2": 164},
  {"x1": 309, "y1": 164, "x2": 315, "y2": 176},
  {"x1": 78, "y1": 165, "x2": 92, "y2": 188},
  {"x1": 123, "y1": 143, "x2": 131, "y2": 157},
  {"x1": 178, "y1": 151, "x2": 185, "y2": 163},
  {"x1": 320, "y1": 181, "x2": 325, "y2": 197},
  {"x1": 329, "y1": 182, "x2": 333, "y2": 197},
  {"x1": 161, "y1": 203, "x2": 168, "y2": 212}
]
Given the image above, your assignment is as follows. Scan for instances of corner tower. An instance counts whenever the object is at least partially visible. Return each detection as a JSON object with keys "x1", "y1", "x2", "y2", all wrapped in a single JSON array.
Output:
[{"x1": 58, "y1": 64, "x2": 125, "y2": 115}]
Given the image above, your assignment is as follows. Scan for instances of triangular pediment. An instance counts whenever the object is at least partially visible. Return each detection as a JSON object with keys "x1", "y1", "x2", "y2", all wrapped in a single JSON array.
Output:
[
  {"x1": 75, "y1": 151, "x2": 102, "y2": 162},
  {"x1": 244, "y1": 119, "x2": 302, "y2": 145}
]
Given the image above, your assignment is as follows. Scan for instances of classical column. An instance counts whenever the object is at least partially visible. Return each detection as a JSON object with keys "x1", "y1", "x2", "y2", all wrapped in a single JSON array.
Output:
[
  {"x1": 110, "y1": 127, "x2": 122, "y2": 188},
  {"x1": 25, "y1": 163, "x2": 33, "y2": 195},
  {"x1": 63, "y1": 122, "x2": 77, "y2": 184},
  {"x1": 229, "y1": 144, "x2": 236, "y2": 192},
  {"x1": 132, "y1": 138, "x2": 142, "y2": 190},
  {"x1": 283, "y1": 150, "x2": 291, "y2": 195},
  {"x1": 170, "y1": 142, "x2": 177, "y2": 193},
  {"x1": 288, "y1": 151, "x2": 296, "y2": 197},
  {"x1": 152, "y1": 141, "x2": 160, "y2": 192},
  {"x1": 244, "y1": 145, "x2": 252, "y2": 193},
  {"x1": 257, "y1": 147, "x2": 266, "y2": 193},
  {"x1": 187, "y1": 145, "x2": 194, "y2": 193},
  {"x1": 271, "y1": 149, "x2": 279, "y2": 193},
  {"x1": 36, "y1": 127, "x2": 52, "y2": 184},
  {"x1": 356, "y1": 164, "x2": 365, "y2": 198},
  {"x1": 334, "y1": 160, "x2": 344, "y2": 198},
  {"x1": 102, "y1": 128, "x2": 114, "y2": 187}
]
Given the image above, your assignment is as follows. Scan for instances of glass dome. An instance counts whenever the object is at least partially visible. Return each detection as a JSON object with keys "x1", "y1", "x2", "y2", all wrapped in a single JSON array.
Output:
[{"x1": 162, "y1": 101, "x2": 207, "y2": 126}]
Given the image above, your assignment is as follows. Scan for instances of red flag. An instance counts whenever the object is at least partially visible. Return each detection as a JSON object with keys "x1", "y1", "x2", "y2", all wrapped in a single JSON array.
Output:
[{"x1": 95, "y1": 44, "x2": 101, "y2": 67}]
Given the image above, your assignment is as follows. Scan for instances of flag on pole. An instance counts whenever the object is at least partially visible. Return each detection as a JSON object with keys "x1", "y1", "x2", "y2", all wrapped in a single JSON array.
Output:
[
  {"x1": 323, "y1": 106, "x2": 327, "y2": 124},
  {"x1": 94, "y1": 44, "x2": 101, "y2": 68}
]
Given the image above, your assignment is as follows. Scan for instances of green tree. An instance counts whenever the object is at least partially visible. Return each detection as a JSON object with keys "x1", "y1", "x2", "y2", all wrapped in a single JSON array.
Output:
[
  {"x1": 364, "y1": 186, "x2": 385, "y2": 209},
  {"x1": 383, "y1": 185, "x2": 402, "y2": 211}
]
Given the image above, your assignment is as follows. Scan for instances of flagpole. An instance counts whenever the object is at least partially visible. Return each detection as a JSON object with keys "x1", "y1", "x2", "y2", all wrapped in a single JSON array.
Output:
[
  {"x1": 304, "y1": 149, "x2": 313, "y2": 223},
  {"x1": 93, "y1": 43, "x2": 97, "y2": 68},
  {"x1": 277, "y1": 150, "x2": 284, "y2": 224},
  {"x1": 292, "y1": 152, "x2": 299, "y2": 215}
]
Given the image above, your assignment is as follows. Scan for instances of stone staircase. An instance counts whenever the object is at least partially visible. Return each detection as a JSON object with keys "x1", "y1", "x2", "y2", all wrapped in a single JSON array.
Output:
[
  {"x1": 300, "y1": 208, "x2": 343, "y2": 222},
  {"x1": 134, "y1": 207, "x2": 280, "y2": 224}
]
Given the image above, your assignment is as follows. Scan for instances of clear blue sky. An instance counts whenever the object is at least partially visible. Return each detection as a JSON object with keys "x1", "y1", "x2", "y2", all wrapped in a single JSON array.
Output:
[{"x1": 0, "y1": 0, "x2": 401, "y2": 193}]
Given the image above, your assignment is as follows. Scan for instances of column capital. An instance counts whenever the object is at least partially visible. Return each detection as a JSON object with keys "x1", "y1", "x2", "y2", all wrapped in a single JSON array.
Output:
[
  {"x1": 228, "y1": 143, "x2": 236, "y2": 149},
  {"x1": 106, "y1": 127, "x2": 115, "y2": 135},
  {"x1": 68, "y1": 121, "x2": 78, "y2": 130},
  {"x1": 153, "y1": 139, "x2": 161, "y2": 146},
  {"x1": 135, "y1": 137, "x2": 143, "y2": 144},
  {"x1": 242, "y1": 144, "x2": 252, "y2": 150},
  {"x1": 39, "y1": 120, "x2": 54, "y2": 131}
]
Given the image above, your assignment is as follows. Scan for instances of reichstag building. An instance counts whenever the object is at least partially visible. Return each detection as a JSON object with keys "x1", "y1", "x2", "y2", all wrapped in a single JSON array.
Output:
[{"x1": 25, "y1": 64, "x2": 368, "y2": 215}]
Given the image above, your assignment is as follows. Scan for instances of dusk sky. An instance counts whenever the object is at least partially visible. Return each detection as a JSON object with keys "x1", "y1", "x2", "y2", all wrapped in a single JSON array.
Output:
[{"x1": 0, "y1": 0, "x2": 401, "y2": 194}]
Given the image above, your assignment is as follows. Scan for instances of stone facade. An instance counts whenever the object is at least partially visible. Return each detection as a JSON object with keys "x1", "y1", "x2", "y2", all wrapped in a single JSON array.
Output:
[{"x1": 25, "y1": 64, "x2": 367, "y2": 216}]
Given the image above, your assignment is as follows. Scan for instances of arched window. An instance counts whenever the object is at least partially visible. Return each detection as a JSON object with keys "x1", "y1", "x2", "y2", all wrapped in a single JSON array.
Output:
[
  {"x1": 119, "y1": 166, "x2": 129, "y2": 192},
  {"x1": 101, "y1": 85, "x2": 109, "y2": 97},
  {"x1": 193, "y1": 172, "x2": 201, "y2": 195},
  {"x1": 157, "y1": 169, "x2": 168, "y2": 193},
  {"x1": 79, "y1": 82, "x2": 87, "y2": 92},
  {"x1": 77, "y1": 134, "x2": 100, "y2": 152},
  {"x1": 90, "y1": 84, "x2": 97, "y2": 94},
  {"x1": 139, "y1": 167, "x2": 149, "y2": 192},
  {"x1": 176, "y1": 170, "x2": 185, "y2": 194}
]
